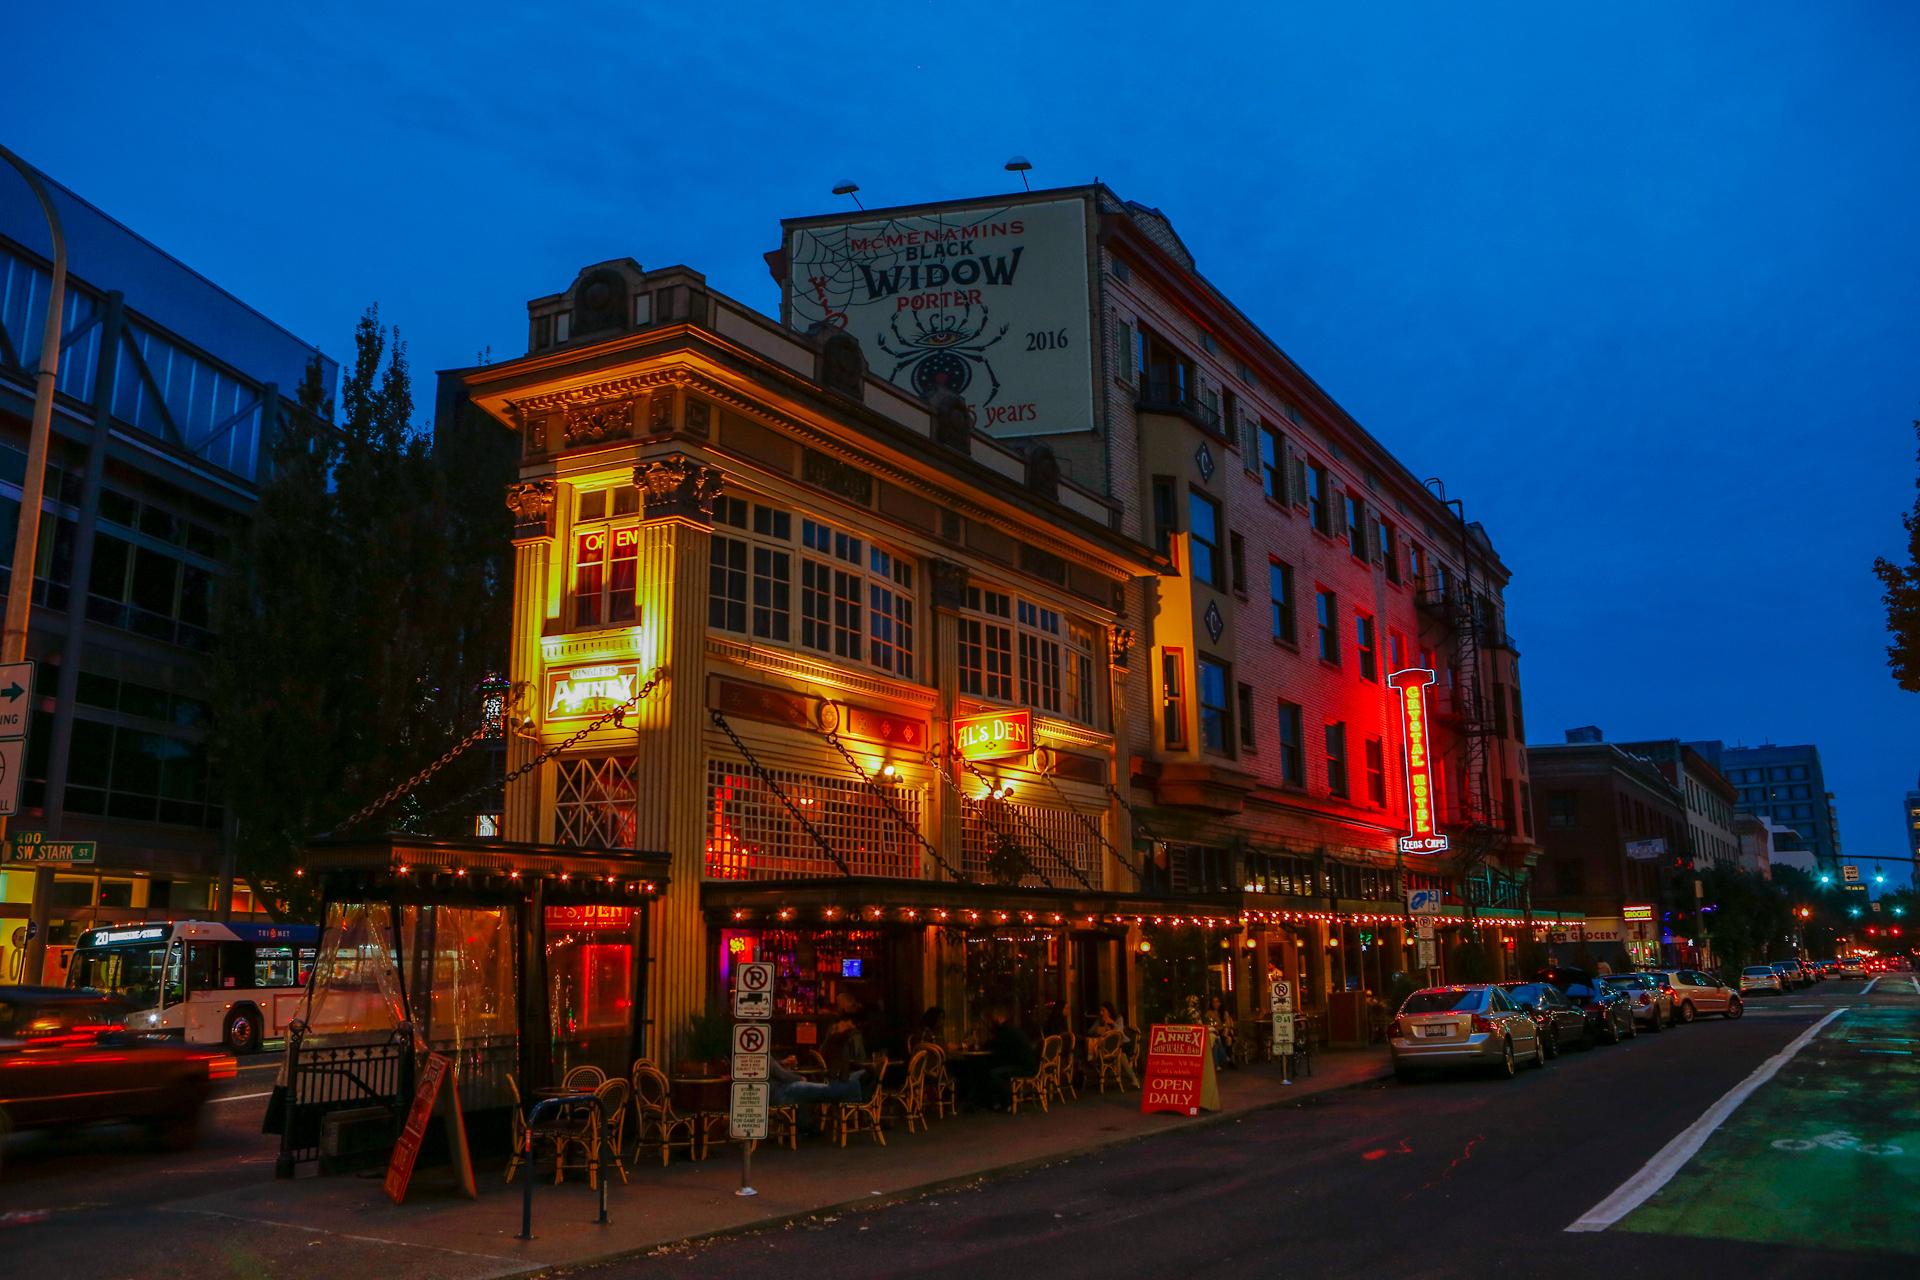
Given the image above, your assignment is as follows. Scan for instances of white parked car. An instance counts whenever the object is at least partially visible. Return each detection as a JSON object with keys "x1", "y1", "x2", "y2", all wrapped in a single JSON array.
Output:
[{"x1": 1390, "y1": 984, "x2": 1544, "y2": 1080}]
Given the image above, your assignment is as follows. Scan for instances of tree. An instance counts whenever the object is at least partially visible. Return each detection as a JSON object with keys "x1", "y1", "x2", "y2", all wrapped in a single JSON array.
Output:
[
  {"x1": 1872, "y1": 415, "x2": 1920, "y2": 689},
  {"x1": 210, "y1": 307, "x2": 512, "y2": 917},
  {"x1": 1699, "y1": 864, "x2": 1795, "y2": 971}
]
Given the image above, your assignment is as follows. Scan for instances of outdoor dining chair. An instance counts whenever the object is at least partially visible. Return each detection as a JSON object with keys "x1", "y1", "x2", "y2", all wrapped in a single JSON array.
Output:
[
  {"x1": 925, "y1": 1044, "x2": 957, "y2": 1119},
  {"x1": 878, "y1": 1048, "x2": 930, "y2": 1134},
  {"x1": 1010, "y1": 1036, "x2": 1057, "y2": 1115},
  {"x1": 1092, "y1": 1032, "x2": 1126, "y2": 1093},
  {"x1": 832, "y1": 1050, "x2": 890, "y2": 1147},
  {"x1": 594, "y1": 1076, "x2": 631, "y2": 1185},
  {"x1": 562, "y1": 1064, "x2": 607, "y2": 1091},
  {"x1": 632, "y1": 1064, "x2": 701, "y2": 1165}
]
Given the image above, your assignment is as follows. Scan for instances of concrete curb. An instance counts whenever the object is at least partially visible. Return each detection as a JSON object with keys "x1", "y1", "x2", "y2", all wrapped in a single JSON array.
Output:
[{"x1": 522, "y1": 1061, "x2": 1393, "y2": 1278}]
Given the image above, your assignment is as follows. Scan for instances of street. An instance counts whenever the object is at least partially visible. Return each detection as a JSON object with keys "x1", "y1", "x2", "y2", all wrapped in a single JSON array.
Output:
[{"x1": 567, "y1": 978, "x2": 1917, "y2": 1279}]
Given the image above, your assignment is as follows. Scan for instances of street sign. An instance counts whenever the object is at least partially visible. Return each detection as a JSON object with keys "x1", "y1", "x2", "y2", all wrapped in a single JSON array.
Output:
[
  {"x1": 0, "y1": 660, "x2": 32, "y2": 817},
  {"x1": 729, "y1": 1080, "x2": 769, "y2": 1141},
  {"x1": 4, "y1": 833, "x2": 97, "y2": 864},
  {"x1": 1842, "y1": 865, "x2": 1860, "y2": 883},
  {"x1": 732, "y1": 961, "x2": 774, "y2": 1019},
  {"x1": 1269, "y1": 979, "x2": 1295, "y2": 1057},
  {"x1": 1415, "y1": 920, "x2": 1436, "y2": 941},
  {"x1": 1417, "y1": 938, "x2": 1437, "y2": 967},
  {"x1": 1406, "y1": 888, "x2": 1443, "y2": 916},
  {"x1": 731, "y1": 1021, "x2": 771, "y2": 1081},
  {"x1": 1625, "y1": 838, "x2": 1667, "y2": 861}
]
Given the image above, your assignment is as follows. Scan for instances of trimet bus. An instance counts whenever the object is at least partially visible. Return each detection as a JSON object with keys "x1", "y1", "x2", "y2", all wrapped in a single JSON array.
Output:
[{"x1": 66, "y1": 920, "x2": 319, "y2": 1052}]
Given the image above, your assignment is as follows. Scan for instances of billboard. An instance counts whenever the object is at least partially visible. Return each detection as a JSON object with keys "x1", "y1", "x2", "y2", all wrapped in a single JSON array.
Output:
[{"x1": 784, "y1": 197, "x2": 1093, "y2": 438}]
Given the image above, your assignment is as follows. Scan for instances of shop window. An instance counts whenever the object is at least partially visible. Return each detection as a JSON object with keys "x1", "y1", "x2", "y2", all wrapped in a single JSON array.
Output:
[
  {"x1": 1016, "y1": 599, "x2": 1062, "y2": 713},
  {"x1": 960, "y1": 797, "x2": 1099, "y2": 887},
  {"x1": 959, "y1": 588, "x2": 1013, "y2": 700},
  {"x1": 960, "y1": 588, "x2": 1097, "y2": 727},
  {"x1": 553, "y1": 756, "x2": 637, "y2": 849},
  {"x1": 574, "y1": 526, "x2": 639, "y2": 628},
  {"x1": 707, "y1": 758, "x2": 921, "y2": 879}
]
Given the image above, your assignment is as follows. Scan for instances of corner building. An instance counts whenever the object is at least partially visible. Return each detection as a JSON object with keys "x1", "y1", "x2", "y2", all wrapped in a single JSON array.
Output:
[
  {"x1": 777, "y1": 187, "x2": 1542, "y2": 1041},
  {"x1": 457, "y1": 260, "x2": 1168, "y2": 1066}
]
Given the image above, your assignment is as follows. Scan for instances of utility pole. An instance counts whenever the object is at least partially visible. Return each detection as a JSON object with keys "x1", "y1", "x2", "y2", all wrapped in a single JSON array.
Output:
[{"x1": 0, "y1": 144, "x2": 68, "y2": 983}]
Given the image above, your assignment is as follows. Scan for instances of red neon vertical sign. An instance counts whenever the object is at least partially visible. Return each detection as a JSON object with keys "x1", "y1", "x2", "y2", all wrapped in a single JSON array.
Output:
[{"x1": 1388, "y1": 668, "x2": 1449, "y2": 854}]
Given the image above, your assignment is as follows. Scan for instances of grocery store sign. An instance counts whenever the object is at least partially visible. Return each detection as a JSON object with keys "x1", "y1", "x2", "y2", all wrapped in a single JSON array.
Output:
[
  {"x1": 954, "y1": 708, "x2": 1032, "y2": 761},
  {"x1": 1622, "y1": 904, "x2": 1655, "y2": 922},
  {"x1": 547, "y1": 662, "x2": 641, "y2": 720},
  {"x1": 1387, "y1": 669, "x2": 1448, "y2": 855}
]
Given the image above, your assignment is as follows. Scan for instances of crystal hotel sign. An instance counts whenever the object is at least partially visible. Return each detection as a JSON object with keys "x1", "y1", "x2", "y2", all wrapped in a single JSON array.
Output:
[{"x1": 1388, "y1": 669, "x2": 1449, "y2": 855}]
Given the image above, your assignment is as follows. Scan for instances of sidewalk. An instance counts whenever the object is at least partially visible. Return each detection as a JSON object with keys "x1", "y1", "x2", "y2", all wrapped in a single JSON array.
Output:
[{"x1": 171, "y1": 1048, "x2": 1389, "y2": 1278}]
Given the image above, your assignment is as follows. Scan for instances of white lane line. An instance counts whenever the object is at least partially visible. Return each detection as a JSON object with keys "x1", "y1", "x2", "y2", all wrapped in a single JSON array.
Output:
[
  {"x1": 167, "y1": 1208, "x2": 526, "y2": 1267},
  {"x1": 209, "y1": 1090, "x2": 274, "y2": 1104},
  {"x1": 1863, "y1": 977, "x2": 1880, "y2": 995},
  {"x1": 1567, "y1": 1005, "x2": 1848, "y2": 1233}
]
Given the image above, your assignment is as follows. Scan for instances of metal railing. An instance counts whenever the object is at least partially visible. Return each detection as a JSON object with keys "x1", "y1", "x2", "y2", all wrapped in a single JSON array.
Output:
[
  {"x1": 273, "y1": 1020, "x2": 412, "y2": 1176},
  {"x1": 1135, "y1": 379, "x2": 1221, "y2": 431}
]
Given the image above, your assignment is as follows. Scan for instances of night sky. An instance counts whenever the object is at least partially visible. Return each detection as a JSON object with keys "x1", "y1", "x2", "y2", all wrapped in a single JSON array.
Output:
[{"x1": 10, "y1": 4, "x2": 1918, "y2": 884}]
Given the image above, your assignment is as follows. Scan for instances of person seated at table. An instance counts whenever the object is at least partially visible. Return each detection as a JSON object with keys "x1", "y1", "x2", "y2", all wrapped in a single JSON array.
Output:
[
  {"x1": 770, "y1": 1055, "x2": 866, "y2": 1106},
  {"x1": 911, "y1": 1005, "x2": 947, "y2": 1050},
  {"x1": 821, "y1": 1013, "x2": 868, "y2": 1082},
  {"x1": 1088, "y1": 1001, "x2": 1139, "y2": 1087},
  {"x1": 984, "y1": 1006, "x2": 1038, "y2": 1111}
]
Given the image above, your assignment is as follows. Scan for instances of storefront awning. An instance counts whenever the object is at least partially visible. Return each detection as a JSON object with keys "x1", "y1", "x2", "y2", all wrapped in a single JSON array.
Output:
[
  {"x1": 701, "y1": 876, "x2": 1242, "y2": 930},
  {"x1": 303, "y1": 835, "x2": 671, "y2": 905}
]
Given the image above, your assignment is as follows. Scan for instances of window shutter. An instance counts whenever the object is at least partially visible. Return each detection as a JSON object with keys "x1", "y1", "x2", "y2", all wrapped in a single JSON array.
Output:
[
  {"x1": 1241, "y1": 410, "x2": 1258, "y2": 474},
  {"x1": 1286, "y1": 446, "x2": 1306, "y2": 507}
]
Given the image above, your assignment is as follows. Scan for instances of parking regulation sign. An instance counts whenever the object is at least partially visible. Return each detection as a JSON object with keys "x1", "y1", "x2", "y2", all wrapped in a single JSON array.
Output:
[
  {"x1": 732, "y1": 1021, "x2": 771, "y2": 1081},
  {"x1": 733, "y1": 961, "x2": 774, "y2": 1019},
  {"x1": 729, "y1": 1080, "x2": 769, "y2": 1141}
]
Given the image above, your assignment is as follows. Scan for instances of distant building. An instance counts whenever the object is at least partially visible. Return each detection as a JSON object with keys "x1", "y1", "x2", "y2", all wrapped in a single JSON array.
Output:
[
  {"x1": 1528, "y1": 742, "x2": 1690, "y2": 969},
  {"x1": 1734, "y1": 812, "x2": 1809, "y2": 880},
  {"x1": 1614, "y1": 739, "x2": 1740, "y2": 872},
  {"x1": 1688, "y1": 742, "x2": 1841, "y2": 872},
  {"x1": 1903, "y1": 777, "x2": 1920, "y2": 891},
  {"x1": 0, "y1": 162, "x2": 335, "y2": 981}
]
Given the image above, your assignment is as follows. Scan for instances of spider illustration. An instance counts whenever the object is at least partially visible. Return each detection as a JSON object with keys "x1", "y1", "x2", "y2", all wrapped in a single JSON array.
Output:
[{"x1": 876, "y1": 306, "x2": 1009, "y2": 402}]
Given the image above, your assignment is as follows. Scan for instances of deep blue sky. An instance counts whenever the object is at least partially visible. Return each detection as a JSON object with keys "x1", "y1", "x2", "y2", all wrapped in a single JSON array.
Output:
[{"x1": 11, "y1": 4, "x2": 1919, "y2": 885}]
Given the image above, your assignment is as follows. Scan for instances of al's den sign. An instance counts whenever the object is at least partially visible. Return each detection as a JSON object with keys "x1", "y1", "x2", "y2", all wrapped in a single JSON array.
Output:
[{"x1": 783, "y1": 196, "x2": 1094, "y2": 439}]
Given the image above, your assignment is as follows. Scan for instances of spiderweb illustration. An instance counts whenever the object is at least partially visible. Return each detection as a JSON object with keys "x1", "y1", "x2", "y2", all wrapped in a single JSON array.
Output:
[{"x1": 787, "y1": 204, "x2": 1022, "y2": 334}]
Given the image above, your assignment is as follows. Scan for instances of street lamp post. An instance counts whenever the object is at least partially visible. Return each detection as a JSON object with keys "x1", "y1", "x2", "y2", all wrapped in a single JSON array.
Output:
[{"x1": 0, "y1": 144, "x2": 68, "y2": 983}]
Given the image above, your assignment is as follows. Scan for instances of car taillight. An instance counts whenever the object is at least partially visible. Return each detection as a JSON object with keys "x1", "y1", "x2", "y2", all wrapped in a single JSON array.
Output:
[
  {"x1": 1638, "y1": 994, "x2": 1651, "y2": 1006},
  {"x1": 207, "y1": 1055, "x2": 238, "y2": 1081},
  {"x1": 1471, "y1": 1015, "x2": 1495, "y2": 1034},
  {"x1": 1389, "y1": 1017, "x2": 1404, "y2": 1038}
]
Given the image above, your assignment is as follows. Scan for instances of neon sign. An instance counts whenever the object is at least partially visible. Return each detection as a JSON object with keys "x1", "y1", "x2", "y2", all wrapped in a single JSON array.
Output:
[
  {"x1": 546, "y1": 662, "x2": 641, "y2": 719},
  {"x1": 1622, "y1": 904, "x2": 1654, "y2": 922},
  {"x1": 1388, "y1": 668, "x2": 1449, "y2": 855},
  {"x1": 953, "y1": 709, "x2": 1032, "y2": 761}
]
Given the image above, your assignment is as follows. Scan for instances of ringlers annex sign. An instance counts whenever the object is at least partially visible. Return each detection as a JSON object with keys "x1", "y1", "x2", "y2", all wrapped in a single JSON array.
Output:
[{"x1": 782, "y1": 196, "x2": 1094, "y2": 439}]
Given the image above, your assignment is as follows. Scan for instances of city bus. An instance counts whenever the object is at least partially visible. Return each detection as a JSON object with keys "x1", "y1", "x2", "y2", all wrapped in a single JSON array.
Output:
[{"x1": 66, "y1": 920, "x2": 319, "y2": 1052}]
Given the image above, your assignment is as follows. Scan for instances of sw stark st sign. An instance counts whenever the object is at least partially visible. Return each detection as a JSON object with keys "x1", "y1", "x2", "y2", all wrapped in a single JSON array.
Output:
[{"x1": 1388, "y1": 668, "x2": 1449, "y2": 856}]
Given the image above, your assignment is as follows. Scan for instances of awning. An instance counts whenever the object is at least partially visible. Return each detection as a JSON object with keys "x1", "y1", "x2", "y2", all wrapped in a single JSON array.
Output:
[
  {"x1": 303, "y1": 835, "x2": 671, "y2": 906},
  {"x1": 701, "y1": 876, "x2": 1241, "y2": 931}
]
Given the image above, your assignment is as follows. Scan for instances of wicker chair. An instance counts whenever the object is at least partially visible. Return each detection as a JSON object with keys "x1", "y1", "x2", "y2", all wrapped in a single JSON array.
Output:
[
  {"x1": 563, "y1": 1064, "x2": 607, "y2": 1091},
  {"x1": 1092, "y1": 1031, "x2": 1126, "y2": 1093},
  {"x1": 879, "y1": 1049, "x2": 930, "y2": 1135},
  {"x1": 1010, "y1": 1036, "x2": 1057, "y2": 1115},
  {"x1": 632, "y1": 1064, "x2": 700, "y2": 1166},
  {"x1": 925, "y1": 1044, "x2": 957, "y2": 1119},
  {"x1": 594, "y1": 1077, "x2": 631, "y2": 1185},
  {"x1": 504, "y1": 1075, "x2": 552, "y2": 1183},
  {"x1": 832, "y1": 1051, "x2": 890, "y2": 1147},
  {"x1": 1052, "y1": 1030, "x2": 1079, "y2": 1104}
]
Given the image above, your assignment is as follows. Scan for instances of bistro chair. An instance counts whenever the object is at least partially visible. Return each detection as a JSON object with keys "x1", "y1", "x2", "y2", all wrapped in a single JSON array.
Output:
[
  {"x1": 632, "y1": 1064, "x2": 701, "y2": 1166},
  {"x1": 1092, "y1": 1032, "x2": 1126, "y2": 1093},
  {"x1": 547, "y1": 1091, "x2": 604, "y2": 1186},
  {"x1": 563, "y1": 1064, "x2": 607, "y2": 1091},
  {"x1": 504, "y1": 1075, "x2": 559, "y2": 1184},
  {"x1": 802, "y1": 1048, "x2": 829, "y2": 1076},
  {"x1": 1010, "y1": 1036, "x2": 1057, "y2": 1115},
  {"x1": 1052, "y1": 1030, "x2": 1079, "y2": 1104},
  {"x1": 766, "y1": 1097, "x2": 802, "y2": 1152},
  {"x1": 594, "y1": 1077, "x2": 632, "y2": 1185},
  {"x1": 925, "y1": 1044, "x2": 957, "y2": 1119},
  {"x1": 879, "y1": 1049, "x2": 930, "y2": 1135},
  {"x1": 832, "y1": 1050, "x2": 890, "y2": 1147}
]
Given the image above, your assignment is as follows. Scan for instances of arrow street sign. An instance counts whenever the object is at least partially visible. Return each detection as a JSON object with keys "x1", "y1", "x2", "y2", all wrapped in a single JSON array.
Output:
[{"x1": 0, "y1": 660, "x2": 32, "y2": 817}]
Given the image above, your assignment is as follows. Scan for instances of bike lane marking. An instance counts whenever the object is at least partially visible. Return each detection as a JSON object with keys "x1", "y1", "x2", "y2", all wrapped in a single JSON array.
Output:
[
  {"x1": 1602, "y1": 1005, "x2": 1920, "y2": 1255},
  {"x1": 1567, "y1": 1007, "x2": 1845, "y2": 1232}
]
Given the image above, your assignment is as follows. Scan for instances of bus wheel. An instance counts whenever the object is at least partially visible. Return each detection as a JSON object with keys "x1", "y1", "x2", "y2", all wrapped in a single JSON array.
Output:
[{"x1": 223, "y1": 1008, "x2": 262, "y2": 1054}]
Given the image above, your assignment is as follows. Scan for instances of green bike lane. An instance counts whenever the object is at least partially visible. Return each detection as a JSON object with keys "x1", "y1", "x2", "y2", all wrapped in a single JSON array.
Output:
[{"x1": 1612, "y1": 999, "x2": 1920, "y2": 1256}]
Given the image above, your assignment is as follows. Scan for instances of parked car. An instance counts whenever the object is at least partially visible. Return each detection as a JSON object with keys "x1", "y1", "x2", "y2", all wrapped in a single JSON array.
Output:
[
  {"x1": 1601, "y1": 972, "x2": 1675, "y2": 1031},
  {"x1": 1652, "y1": 969, "x2": 1744, "y2": 1021},
  {"x1": 1497, "y1": 981, "x2": 1590, "y2": 1056},
  {"x1": 1740, "y1": 964, "x2": 1789, "y2": 995},
  {"x1": 1534, "y1": 967, "x2": 1637, "y2": 1044},
  {"x1": 1770, "y1": 960, "x2": 1809, "y2": 989},
  {"x1": 0, "y1": 986, "x2": 235, "y2": 1171},
  {"x1": 1811, "y1": 959, "x2": 1840, "y2": 979},
  {"x1": 1390, "y1": 984, "x2": 1544, "y2": 1080}
]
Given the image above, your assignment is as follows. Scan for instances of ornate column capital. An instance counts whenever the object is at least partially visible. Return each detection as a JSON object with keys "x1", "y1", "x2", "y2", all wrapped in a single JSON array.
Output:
[
  {"x1": 505, "y1": 479, "x2": 557, "y2": 541},
  {"x1": 636, "y1": 455, "x2": 723, "y2": 524}
]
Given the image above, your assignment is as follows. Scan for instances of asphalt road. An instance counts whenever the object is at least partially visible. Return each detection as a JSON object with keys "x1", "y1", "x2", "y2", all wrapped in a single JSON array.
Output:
[{"x1": 565, "y1": 978, "x2": 1918, "y2": 1280}]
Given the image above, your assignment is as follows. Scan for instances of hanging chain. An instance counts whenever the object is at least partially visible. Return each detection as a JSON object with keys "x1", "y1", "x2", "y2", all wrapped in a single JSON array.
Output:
[
  {"x1": 954, "y1": 750, "x2": 1098, "y2": 890},
  {"x1": 821, "y1": 728, "x2": 973, "y2": 884},
  {"x1": 711, "y1": 709, "x2": 853, "y2": 877},
  {"x1": 404, "y1": 667, "x2": 667, "y2": 831},
  {"x1": 325, "y1": 722, "x2": 496, "y2": 837},
  {"x1": 1106, "y1": 779, "x2": 1167, "y2": 875},
  {"x1": 1033, "y1": 766, "x2": 1143, "y2": 880}
]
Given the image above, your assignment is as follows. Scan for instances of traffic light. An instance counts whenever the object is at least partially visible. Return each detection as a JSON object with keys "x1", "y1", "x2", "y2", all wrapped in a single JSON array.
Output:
[
  {"x1": 1895, "y1": 906, "x2": 1908, "y2": 918},
  {"x1": 1849, "y1": 906, "x2": 1863, "y2": 918}
]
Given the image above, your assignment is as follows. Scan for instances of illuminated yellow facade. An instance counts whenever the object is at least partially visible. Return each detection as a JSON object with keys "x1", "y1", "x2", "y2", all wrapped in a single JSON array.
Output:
[{"x1": 461, "y1": 261, "x2": 1160, "y2": 1056}]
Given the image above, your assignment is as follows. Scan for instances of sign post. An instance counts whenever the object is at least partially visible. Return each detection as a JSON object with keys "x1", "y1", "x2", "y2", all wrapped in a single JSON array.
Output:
[
  {"x1": 1268, "y1": 979, "x2": 1295, "y2": 1084},
  {"x1": 731, "y1": 962, "x2": 773, "y2": 1196}
]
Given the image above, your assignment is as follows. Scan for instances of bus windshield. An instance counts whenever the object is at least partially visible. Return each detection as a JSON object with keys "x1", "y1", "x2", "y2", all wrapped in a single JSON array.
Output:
[{"x1": 69, "y1": 941, "x2": 169, "y2": 1005}]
